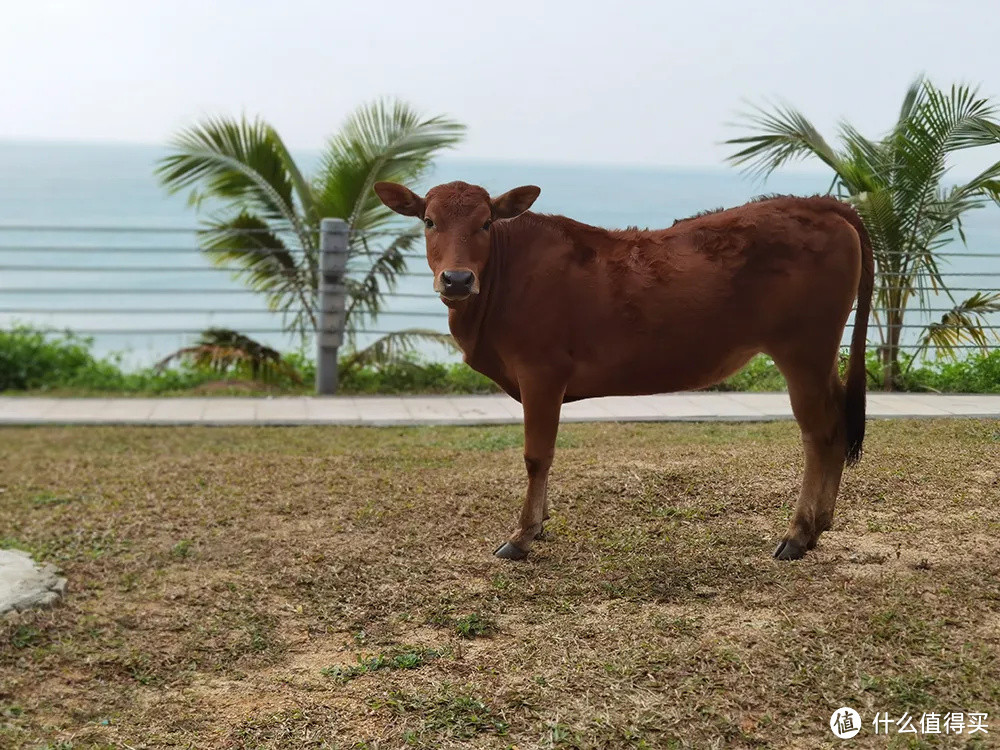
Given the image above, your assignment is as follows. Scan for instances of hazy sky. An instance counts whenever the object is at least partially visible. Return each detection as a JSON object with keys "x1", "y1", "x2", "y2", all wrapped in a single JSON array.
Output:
[{"x1": 2, "y1": 0, "x2": 997, "y2": 170}]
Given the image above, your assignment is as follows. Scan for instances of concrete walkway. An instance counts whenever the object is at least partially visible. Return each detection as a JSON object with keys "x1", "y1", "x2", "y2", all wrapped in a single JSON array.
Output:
[{"x1": 1, "y1": 393, "x2": 999, "y2": 426}]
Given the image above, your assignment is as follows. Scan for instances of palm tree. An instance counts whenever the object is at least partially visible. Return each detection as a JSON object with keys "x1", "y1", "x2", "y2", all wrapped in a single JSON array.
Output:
[
  {"x1": 725, "y1": 79, "x2": 1000, "y2": 389},
  {"x1": 156, "y1": 99, "x2": 464, "y2": 364}
]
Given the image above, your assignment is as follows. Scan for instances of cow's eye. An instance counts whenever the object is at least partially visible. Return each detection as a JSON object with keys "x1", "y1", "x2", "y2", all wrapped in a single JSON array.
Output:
[
  {"x1": 482, "y1": 220, "x2": 492, "y2": 231},
  {"x1": 423, "y1": 217, "x2": 434, "y2": 229}
]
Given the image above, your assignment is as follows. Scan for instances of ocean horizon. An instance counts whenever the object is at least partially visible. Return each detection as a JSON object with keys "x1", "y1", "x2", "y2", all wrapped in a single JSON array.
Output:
[{"x1": 1, "y1": 139, "x2": 997, "y2": 367}]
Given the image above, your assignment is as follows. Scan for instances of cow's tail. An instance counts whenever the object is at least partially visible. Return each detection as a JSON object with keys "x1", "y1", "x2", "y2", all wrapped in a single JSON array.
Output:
[{"x1": 837, "y1": 205, "x2": 874, "y2": 467}]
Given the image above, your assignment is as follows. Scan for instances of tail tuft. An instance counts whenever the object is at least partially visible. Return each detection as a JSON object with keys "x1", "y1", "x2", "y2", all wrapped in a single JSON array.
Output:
[
  {"x1": 844, "y1": 402, "x2": 865, "y2": 467},
  {"x1": 839, "y1": 204, "x2": 874, "y2": 467}
]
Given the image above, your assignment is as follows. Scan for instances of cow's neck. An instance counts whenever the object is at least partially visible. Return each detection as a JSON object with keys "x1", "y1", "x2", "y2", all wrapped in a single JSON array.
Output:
[
  {"x1": 445, "y1": 219, "x2": 515, "y2": 370},
  {"x1": 445, "y1": 213, "x2": 615, "y2": 381}
]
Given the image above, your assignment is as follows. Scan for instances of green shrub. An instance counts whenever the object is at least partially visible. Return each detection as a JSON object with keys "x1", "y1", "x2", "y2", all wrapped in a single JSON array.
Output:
[
  {"x1": 709, "y1": 350, "x2": 1000, "y2": 393},
  {"x1": 0, "y1": 326, "x2": 213, "y2": 393},
  {"x1": 3, "y1": 324, "x2": 997, "y2": 395},
  {"x1": 875, "y1": 349, "x2": 1000, "y2": 393},
  {"x1": 923, "y1": 350, "x2": 1000, "y2": 392},
  {"x1": 338, "y1": 354, "x2": 498, "y2": 395},
  {"x1": 710, "y1": 354, "x2": 787, "y2": 392},
  {"x1": 0, "y1": 326, "x2": 498, "y2": 395},
  {"x1": 283, "y1": 350, "x2": 316, "y2": 385},
  {"x1": 0, "y1": 326, "x2": 101, "y2": 390}
]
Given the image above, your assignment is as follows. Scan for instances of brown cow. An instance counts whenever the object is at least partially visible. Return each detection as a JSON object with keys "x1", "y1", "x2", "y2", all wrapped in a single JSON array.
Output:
[{"x1": 374, "y1": 181, "x2": 874, "y2": 562}]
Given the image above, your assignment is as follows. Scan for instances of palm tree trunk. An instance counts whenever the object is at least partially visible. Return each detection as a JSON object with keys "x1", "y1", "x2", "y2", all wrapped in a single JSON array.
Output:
[
  {"x1": 883, "y1": 306, "x2": 903, "y2": 391},
  {"x1": 883, "y1": 319, "x2": 897, "y2": 391}
]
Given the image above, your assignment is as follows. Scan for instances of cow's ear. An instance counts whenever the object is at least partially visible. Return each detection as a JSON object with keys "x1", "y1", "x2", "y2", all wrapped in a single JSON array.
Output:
[
  {"x1": 491, "y1": 185, "x2": 540, "y2": 219},
  {"x1": 374, "y1": 182, "x2": 425, "y2": 217}
]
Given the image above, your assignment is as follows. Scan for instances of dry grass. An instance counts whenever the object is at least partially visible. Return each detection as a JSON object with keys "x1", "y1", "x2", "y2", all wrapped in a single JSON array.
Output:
[{"x1": 0, "y1": 420, "x2": 998, "y2": 749}]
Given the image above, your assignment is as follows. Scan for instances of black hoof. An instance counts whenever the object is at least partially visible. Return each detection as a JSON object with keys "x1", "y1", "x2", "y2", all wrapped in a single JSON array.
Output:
[
  {"x1": 773, "y1": 538, "x2": 807, "y2": 561},
  {"x1": 493, "y1": 542, "x2": 528, "y2": 561}
]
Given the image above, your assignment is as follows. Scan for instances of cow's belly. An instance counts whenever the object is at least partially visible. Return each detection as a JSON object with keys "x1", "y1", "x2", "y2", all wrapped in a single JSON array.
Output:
[{"x1": 564, "y1": 331, "x2": 760, "y2": 399}]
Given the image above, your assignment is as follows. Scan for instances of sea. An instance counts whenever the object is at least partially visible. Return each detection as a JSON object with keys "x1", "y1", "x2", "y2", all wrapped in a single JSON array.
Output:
[{"x1": 0, "y1": 140, "x2": 997, "y2": 368}]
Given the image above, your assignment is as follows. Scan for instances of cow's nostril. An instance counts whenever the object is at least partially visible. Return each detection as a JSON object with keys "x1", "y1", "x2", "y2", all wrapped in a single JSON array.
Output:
[{"x1": 441, "y1": 270, "x2": 474, "y2": 288}]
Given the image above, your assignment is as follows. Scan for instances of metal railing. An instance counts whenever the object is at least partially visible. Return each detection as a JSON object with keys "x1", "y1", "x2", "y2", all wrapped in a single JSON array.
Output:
[
  {"x1": 0, "y1": 221, "x2": 998, "y2": 394},
  {"x1": 0, "y1": 220, "x2": 457, "y2": 394}
]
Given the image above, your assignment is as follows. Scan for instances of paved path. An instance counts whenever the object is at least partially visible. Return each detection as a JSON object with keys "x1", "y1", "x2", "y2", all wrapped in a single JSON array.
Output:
[{"x1": 1, "y1": 393, "x2": 999, "y2": 426}]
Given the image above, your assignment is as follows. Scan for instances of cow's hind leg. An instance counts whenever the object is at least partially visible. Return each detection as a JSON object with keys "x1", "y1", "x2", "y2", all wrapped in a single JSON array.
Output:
[
  {"x1": 494, "y1": 377, "x2": 565, "y2": 560},
  {"x1": 770, "y1": 351, "x2": 847, "y2": 561}
]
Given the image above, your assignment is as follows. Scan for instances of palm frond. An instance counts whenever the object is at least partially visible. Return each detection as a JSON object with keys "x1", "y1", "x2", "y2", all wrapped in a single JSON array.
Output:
[
  {"x1": 892, "y1": 83, "x2": 997, "y2": 243},
  {"x1": 724, "y1": 101, "x2": 843, "y2": 179},
  {"x1": 837, "y1": 123, "x2": 890, "y2": 193},
  {"x1": 949, "y1": 159, "x2": 1000, "y2": 210},
  {"x1": 983, "y1": 179, "x2": 1000, "y2": 206},
  {"x1": 155, "y1": 116, "x2": 312, "y2": 249},
  {"x1": 264, "y1": 123, "x2": 317, "y2": 226},
  {"x1": 156, "y1": 328, "x2": 302, "y2": 384},
  {"x1": 896, "y1": 76, "x2": 926, "y2": 127},
  {"x1": 343, "y1": 226, "x2": 423, "y2": 340},
  {"x1": 197, "y1": 213, "x2": 316, "y2": 333},
  {"x1": 910, "y1": 292, "x2": 1000, "y2": 364},
  {"x1": 339, "y1": 329, "x2": 458, "y2": 370},
  {"x1": 894, "y1": 90, "x2": 1000, "y2": 309},
  {"x1": 314, "y1": 99, "x2": 465, "y2": 232}
]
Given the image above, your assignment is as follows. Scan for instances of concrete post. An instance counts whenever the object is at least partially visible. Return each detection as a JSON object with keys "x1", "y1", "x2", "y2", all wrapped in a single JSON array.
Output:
[{"x1": 315, "y1": 218, "x2": 348, "y2": 395}]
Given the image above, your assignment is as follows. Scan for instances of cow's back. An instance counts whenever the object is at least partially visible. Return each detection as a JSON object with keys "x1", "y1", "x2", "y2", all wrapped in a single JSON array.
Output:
[{"x1": 475, "y1": 198, "x2": 863, "y2": 397}]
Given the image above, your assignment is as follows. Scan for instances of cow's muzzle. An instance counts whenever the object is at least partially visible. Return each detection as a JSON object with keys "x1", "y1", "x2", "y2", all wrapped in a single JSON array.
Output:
[{"x1": 437, "y1": 269, "x2": 478, "y2": 301}]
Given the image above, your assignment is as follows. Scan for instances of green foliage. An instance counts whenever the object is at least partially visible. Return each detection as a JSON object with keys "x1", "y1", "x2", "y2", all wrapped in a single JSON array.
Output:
[
  {"x1": 374, "y1": 687, "x2": 509, "y2": 739},
  {"x1": 0, "y1": 326, "x2": 210, "y2": 393},
  {"x1": 714, "y1": 351, "x2": 1000, "y2": 393},
  {"x1": 4, "y1": 325, "x2": 995, "y2": 395},
  {"x1": 453, "y1": 613, "x2": 499, "y2": 639},
  {"x1": 338, "y1": 353, "x2": 498, "y2": 394},
  {"x1": 709, "y1": 354, "x2": 787, "y2": 392},
  {"x1": 321, "y1": 647, "x2": 443, "y2": 683},
  {"x1": 865, "y1": 348, "x2": 1000, "y2": 393},
  {"x1": 726, "y1": 78, "x2": 1000, "y2": 387},
  {"x1": 9, "y1": 626, "x2": 41, "y2": 649},
  {"x1": 0, "y1": 325, "x2": 103, "y2": 390},
  {"x1": 0, "y1": 326, "x2": 496, "y2": 395}
]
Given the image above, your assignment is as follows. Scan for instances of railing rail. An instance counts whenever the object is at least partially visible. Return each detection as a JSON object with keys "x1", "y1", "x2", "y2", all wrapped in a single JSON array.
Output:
[{"x1": 1, "y1": 222, "x2": 998, "y2": 393}]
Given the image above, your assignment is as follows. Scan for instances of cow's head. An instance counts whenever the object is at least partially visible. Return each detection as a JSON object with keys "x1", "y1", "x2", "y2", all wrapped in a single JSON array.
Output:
[{"x1": 374, "y1": 180, "x2": 540, "y2": 302}]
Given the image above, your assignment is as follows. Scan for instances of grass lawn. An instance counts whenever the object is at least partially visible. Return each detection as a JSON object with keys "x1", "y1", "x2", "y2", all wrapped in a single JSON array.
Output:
[{"x1": 1, "y1": 420, "x2": 999, "y2": 749}]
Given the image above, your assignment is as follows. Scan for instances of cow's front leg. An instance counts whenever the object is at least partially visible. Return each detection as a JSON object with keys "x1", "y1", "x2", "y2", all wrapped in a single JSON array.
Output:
[{"x1": 494, "y1": 379, "x2": 565, "y2": 560}]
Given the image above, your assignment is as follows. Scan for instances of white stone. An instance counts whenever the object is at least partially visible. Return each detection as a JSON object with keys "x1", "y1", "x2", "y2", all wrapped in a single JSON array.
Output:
[{"x1": 0, "y1": 549, "x2": 66, "y2": 615}]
